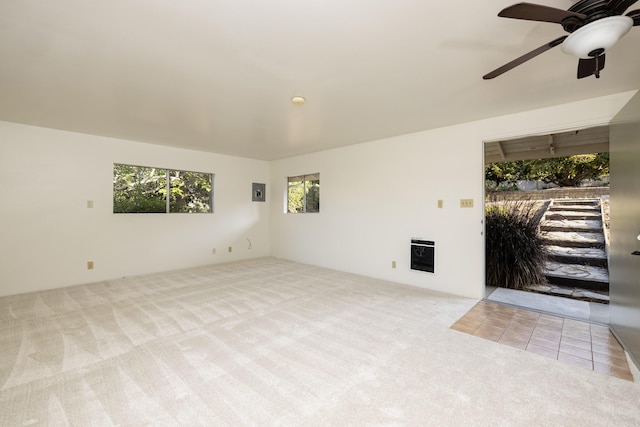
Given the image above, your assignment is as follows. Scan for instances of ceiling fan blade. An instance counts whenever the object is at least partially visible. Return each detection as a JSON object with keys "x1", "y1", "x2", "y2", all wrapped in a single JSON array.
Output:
[
  {"x1": 498, "y1": 2, "x2": 587, "y2": 24},
  {"x1": 627, "y1": 9, "x2": 640, "y2": 24},
  {"x1": 608, "y1": 0, "x2": 638, "y2": 15},
  {"x1": 483, "y1": 35, "x2": 567, "y2": 80},
  {"x1": 577, "y1": 55, "x2": 606, "y2": 79}
]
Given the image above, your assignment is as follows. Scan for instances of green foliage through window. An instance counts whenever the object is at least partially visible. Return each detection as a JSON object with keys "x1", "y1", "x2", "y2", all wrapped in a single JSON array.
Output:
[
  {"x1": 113, "y1": 164, "x2": 213, "y2": 213},
  {"x1": 287, "y1": 174, "x2": 320, "y2": 213}
]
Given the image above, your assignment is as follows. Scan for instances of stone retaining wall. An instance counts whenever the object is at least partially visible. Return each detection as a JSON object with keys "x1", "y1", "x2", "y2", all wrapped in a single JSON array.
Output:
[{"x1": 487, "y1": 186, "x2": 610, "y2": 202}]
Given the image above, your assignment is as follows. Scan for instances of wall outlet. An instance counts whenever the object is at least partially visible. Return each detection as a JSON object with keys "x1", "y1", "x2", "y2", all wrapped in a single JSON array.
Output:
[
  {"x1": 460, "y1": 199, "x2": 474, "y2": 208},
  {"x1": 212, "y1": 248, "x2": 216, "y2": 254},
  {"x1": 228, "y1": 246, "x2": 232, "y2": 253},
  {"x1": 87, "y1": 261, "x2": 94, "y2": 270},
  {"x1": 86, "y1": 200, "x2": 93, "y2": 208},
  {"x1": 437, "y1": 200, "x2": 443, "y2": 209},
  {"x1": 391, "y1": 261, "x2": 396, "y2": 269}
]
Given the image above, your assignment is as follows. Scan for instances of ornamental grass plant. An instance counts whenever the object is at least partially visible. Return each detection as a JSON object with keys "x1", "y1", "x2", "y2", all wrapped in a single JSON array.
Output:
[{"x1": 485, "y1": 199, "x2": 548, "y2": 290}]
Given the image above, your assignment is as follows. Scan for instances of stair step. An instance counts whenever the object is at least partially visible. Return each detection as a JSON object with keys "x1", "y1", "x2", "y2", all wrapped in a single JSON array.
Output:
[
  {"x1": 548, "y1": 205, "x2": 601, "y2": 212},
  {"x1": 528, "y1": 284, "x2": 609, "y2": 304},
  {"x1": 544, "y1": 245, "x2": 607, "y2": 267},
  {"x1": 545, "y1": 210, "x2": 602, "y2": 221},
  {"x1": 540, "y1": 231, "x2": 604, "y2": 248},
  {"x1": 540, "y1": 219, "x2": 602, "y2": 232},
  {"x1": 552, "y1": 199, "x2": 600, "y2": 206},
  {"x1": 538, "y1": 198, "x2": 609, "y2": 292},
  {"x1": 544, "y1": 261, "x2": 609, "y2": 291}
]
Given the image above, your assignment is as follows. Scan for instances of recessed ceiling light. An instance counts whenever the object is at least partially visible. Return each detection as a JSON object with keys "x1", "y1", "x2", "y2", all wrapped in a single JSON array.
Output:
[{"x1": 291, "y1": 96, "x2": 306, "y2": 106}]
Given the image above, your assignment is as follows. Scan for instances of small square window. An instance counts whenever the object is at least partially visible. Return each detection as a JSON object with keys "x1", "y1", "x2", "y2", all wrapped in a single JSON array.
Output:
[{"x1": 287, "y1": 174, "x2": 319, "y2": 213}]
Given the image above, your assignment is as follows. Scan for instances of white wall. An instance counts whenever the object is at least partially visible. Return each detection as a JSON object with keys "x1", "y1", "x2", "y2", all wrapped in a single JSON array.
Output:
[
  {"x1": 1, "y1": 91, "x2": 635, "y2": 299},
  {"x1": 0, "y1": 121, "x2": 270, "y2": 297},
  {"x1": 270, "y1": 91, "x2": 637, "y2": 299}
]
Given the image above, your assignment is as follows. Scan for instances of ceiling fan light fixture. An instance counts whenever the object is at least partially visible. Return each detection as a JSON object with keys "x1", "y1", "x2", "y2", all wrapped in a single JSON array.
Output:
[{"x1": 561, "y1": 16, "x2": 633, "y2": 58}]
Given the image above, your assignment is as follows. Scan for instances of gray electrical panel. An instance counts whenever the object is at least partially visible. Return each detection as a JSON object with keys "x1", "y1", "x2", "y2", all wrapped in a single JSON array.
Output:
[{"x1": 252, "y1": 183, "x2": 266, "y2": 202}]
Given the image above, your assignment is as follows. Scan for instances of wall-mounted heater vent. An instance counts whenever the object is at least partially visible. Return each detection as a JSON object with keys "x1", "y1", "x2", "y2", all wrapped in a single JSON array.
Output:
[{"x1": 411, "y1": 239, "x2": 435, "y2": 273}]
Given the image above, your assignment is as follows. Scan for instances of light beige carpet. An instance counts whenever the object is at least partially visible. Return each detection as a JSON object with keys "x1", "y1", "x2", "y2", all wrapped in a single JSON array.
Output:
[{"x1": 0, "y1": 257, "x2": 638, "y2": 426}]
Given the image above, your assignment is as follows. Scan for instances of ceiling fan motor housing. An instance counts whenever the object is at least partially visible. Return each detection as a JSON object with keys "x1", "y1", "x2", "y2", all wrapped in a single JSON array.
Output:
[
  {"x1": 563, "y1": 0, "x2": 635, "y2": 32},
  {"x1": 565, "y1": 0, "x2": 609, "y2": 28}
]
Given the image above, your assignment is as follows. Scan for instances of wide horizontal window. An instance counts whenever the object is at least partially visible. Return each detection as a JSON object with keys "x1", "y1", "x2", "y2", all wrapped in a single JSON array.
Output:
[
  {"x1": 287, "y1": 173, "x2": 320, "y2": 213},
  {"x1": 113, "y1": 164, "x2": 213, "y2": 213}
]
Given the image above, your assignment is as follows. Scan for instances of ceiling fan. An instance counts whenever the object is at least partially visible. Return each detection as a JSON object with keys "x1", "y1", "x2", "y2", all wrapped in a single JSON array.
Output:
[{"x1": 483, "y1": 0, "x2": 640, "y2": 79}]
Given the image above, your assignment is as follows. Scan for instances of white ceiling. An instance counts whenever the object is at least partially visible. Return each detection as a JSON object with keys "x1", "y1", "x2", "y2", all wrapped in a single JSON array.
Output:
[{"x1": 1, "y1": 1, "x2": 639, "y2": 160}]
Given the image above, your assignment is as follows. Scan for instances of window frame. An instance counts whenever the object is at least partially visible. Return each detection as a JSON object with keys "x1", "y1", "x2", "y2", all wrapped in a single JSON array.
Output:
[
  {"x1": 287, "y1": 173, "x2": 320, "y2": 214},
  {"x1": 113, "y1": 163, "x2": 214, "y2": 214}
]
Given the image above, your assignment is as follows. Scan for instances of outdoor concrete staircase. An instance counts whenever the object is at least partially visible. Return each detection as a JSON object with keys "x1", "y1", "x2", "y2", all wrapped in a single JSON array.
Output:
[{"x1": 539, "y1": 198, "x2": 609, "y2": 293}]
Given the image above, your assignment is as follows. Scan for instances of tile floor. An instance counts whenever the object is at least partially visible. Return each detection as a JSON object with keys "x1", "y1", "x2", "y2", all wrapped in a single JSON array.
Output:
[{"x1": 451, "y1": 300, "x2": 634, "y2": 381}]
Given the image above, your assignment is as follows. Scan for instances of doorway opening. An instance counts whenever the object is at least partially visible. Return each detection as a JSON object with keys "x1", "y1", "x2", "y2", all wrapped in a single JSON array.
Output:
[{"x1": 483, "y1": 125, "x2": 611, "y2": 323}]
